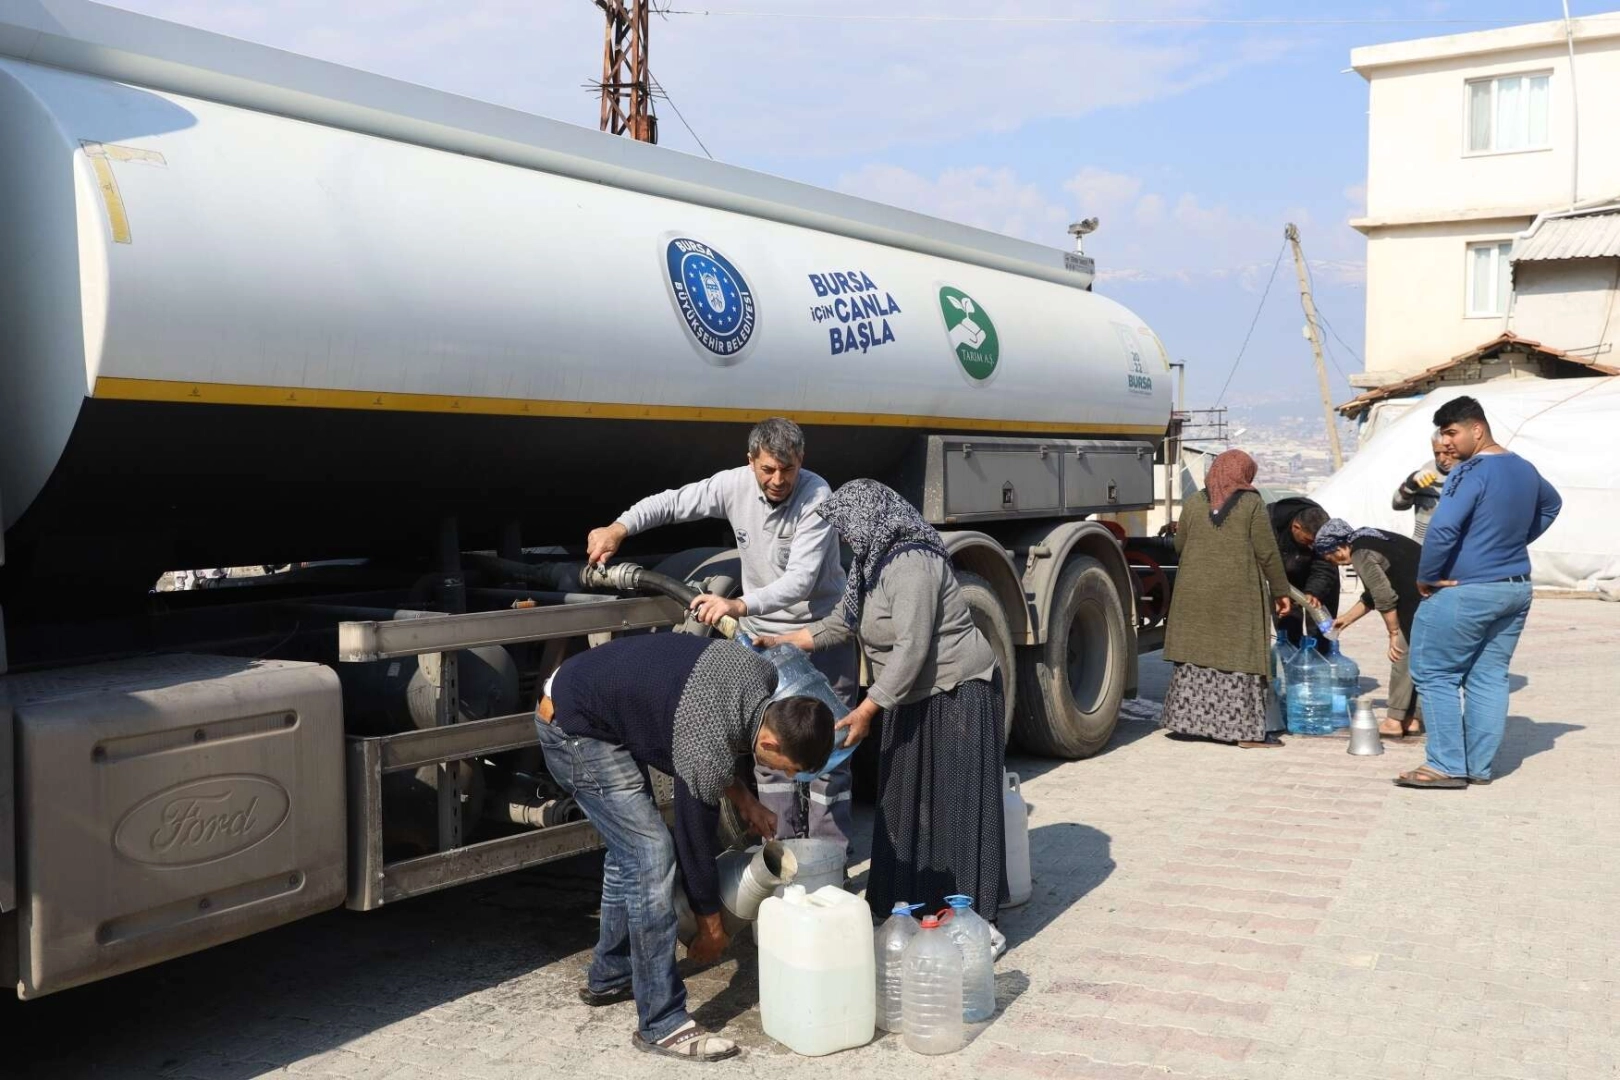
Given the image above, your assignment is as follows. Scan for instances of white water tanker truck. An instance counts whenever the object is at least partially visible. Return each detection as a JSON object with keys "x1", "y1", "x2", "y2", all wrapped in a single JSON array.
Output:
[{"x1": 0, "y1": 0, "x2": 1178, "y2": 998}]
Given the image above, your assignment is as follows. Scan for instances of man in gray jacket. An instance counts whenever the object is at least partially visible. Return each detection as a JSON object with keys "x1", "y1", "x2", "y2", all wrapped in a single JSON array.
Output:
[{"x1": 586, "y1": 417, "x2": 858, "y2": 850}]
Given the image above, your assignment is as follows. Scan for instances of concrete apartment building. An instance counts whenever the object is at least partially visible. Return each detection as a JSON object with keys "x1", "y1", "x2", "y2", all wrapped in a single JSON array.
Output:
[{"x1": 1349, "y1": 13, "x2": 1620, "y2": 413}]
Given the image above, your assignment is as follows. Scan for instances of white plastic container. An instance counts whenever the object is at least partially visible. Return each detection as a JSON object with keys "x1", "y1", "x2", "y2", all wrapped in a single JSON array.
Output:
[
  {"x1": 901, "y1": 913, "x2": 964, "y2": 1055},
  {"x1": 874, "y1": 902, "x2": 922, "y2": 1032},
  {"x1": 1003, "y1": 772, "x2": 1032, "y2": 908},
  {"x1": 757, "y1": 885, "x2": 876, "y2": 1057},
  {"x1": 943, "y1": 896, "x2": 996, "y2": 1022}
]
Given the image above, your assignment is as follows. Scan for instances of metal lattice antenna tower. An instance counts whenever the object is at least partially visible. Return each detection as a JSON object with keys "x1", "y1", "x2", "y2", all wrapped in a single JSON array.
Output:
[{"x1": 593, "y1": 1, "x2": 658, "y2": 143}]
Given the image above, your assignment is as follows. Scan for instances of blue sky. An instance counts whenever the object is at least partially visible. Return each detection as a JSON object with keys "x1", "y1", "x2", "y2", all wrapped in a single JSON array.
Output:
[{"x1": 107, "y1": 1, "x2": 1617, "y2": 415}]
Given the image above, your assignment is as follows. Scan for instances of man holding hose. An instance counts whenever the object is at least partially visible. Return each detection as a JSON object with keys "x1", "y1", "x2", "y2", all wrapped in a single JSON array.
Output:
[{"x1": 586, "y1": 417, "x2": 858, "y2": 851}]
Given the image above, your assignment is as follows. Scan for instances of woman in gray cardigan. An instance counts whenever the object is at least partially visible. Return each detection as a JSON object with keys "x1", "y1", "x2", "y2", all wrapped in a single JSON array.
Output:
[{"x1": 756, "y1": 480, "x2": 1005, "y2": 923}]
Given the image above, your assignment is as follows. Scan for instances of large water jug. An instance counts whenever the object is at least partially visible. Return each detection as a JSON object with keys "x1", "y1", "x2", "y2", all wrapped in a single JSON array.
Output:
[
  {"x1": 1270, "y1": 629, "x2": 1297, "y2": 695},
  {"x1": 1002, "y1": 773, "x2": 1032, "y2": 909},
  {"x1": 758, "y1": 884, "x2": 876, "y2": 1056},
  {"x1": 942, "y1": 896, "x2": 996, "y2": 1022},
  {"x1": 901, "y1": 913, "x2": 964, "y2": 1055},
  {"x1": 874, "y1": 902, "x2": 922, "y2": 1032},
  {"x1": 760, "y1": 644, "x2": 855, "y2": 780},
  {"x1": 1285, "y1": 639, "x2": 1335, "y2": 735},
  {"x1": 1323, "y1": 639, "x2": 1360, "y2": 730}
]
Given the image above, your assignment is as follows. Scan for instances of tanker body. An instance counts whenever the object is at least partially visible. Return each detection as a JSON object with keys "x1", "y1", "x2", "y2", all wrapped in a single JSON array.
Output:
[{"x1": 0, "y1": 0, "x2": 1176, "y2": 999}]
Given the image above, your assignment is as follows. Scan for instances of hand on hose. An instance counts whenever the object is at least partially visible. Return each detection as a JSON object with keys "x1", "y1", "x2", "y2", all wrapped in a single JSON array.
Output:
[
  {"x1": 689, "y1": 594, "x2": 746, "y2": 627},
  {"x1": 687, "y1": 913, "x2": 731, "y2": 966},
  {"x1": 585, "y1": 523, "x2": 627, "y2": 566},
  {"x1": 1273, "y1": 596, "x2": 1293, "y2": 618}
]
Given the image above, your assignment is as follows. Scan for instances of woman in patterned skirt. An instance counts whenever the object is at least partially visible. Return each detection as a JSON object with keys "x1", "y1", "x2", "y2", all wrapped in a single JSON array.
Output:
[
  {"x1": 756, "y1": 480, "x2": 1005, "y2": 924},
  {"x1": 1161, "y1": 450, "x2": 1294, "y2": 747}
]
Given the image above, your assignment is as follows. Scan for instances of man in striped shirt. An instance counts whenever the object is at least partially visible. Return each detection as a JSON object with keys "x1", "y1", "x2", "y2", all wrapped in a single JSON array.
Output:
[{"x1": 1391, "y1": 431, "x2": 1456, "y2": 541}]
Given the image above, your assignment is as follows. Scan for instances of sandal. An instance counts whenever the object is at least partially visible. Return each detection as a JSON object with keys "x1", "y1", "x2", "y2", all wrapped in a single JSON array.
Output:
[
  {"x1": 633, "y1": 1021, "x2": 741, "y2": 1062},
  {"x1": 1237, "y1": 739, "x2": 1284, "y2": 749},
  {"x1": 1393, "y1": 766, "x2": 1465, "y2": 789},
  {"x1": 1467, "y1": 777, "x2": 1493, "y2": 786},
  {"x1": 579, "y1": 985, "x2": 634, "y2": 1007}
]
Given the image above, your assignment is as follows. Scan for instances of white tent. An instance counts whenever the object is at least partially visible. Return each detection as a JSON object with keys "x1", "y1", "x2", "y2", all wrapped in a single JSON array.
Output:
[{"x1": 1311, "y1": 377, "x2": 1620, "y2": 597}]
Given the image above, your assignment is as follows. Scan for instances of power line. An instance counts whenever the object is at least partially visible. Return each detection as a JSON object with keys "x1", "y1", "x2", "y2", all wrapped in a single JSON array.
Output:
[
  {"x1": 1216, "y1": 238, "x2": 1288, "y2": 408},
  {"x1": 661, "y1": 9, "x2": 1619, "y2": 27},
  {"x1": 649, "y1": 77, "x2": 714, "y2": 159},
  {"x1": 1302, "y1": 258, "x2": 1365, "y2": 368}
]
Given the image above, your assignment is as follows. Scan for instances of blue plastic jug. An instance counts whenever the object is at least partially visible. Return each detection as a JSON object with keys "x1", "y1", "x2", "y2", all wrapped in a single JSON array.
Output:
[
  {"x1": 1323, "y1": 639, "x2": 1360, "y2": 730},
  {"x1": 1285, "y1": 639, "x2": 1335, "y2": 735},
  {"x1": 760, "y1": 644, "x2": 855, "y2": 780}
]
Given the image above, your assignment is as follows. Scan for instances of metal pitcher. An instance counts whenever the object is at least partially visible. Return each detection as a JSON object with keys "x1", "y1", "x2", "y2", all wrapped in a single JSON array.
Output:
[
  {"x1": 674, "y1": 840, "x2": 798, "y2": 944},
  {"x1": 1347, "y1": 704, "x2": 1384, "y2": 756}
]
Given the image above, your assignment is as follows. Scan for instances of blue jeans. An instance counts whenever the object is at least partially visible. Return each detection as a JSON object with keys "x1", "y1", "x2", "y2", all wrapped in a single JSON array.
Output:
[
  {"x1": 1409, "y1": 581, "x2": 1532, "y2": 780},
  {"x1": 534, "y1": 719, "x2": 688, "y2": 1042}
]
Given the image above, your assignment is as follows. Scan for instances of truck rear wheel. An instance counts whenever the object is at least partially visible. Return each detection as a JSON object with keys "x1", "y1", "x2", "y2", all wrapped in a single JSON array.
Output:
[
  {"x1": 1015, "y1": 556, "x2": 1127, "y2": 759},
  {"x1": 956, "y1": 571, "x2": 1017, "y2": 745}
]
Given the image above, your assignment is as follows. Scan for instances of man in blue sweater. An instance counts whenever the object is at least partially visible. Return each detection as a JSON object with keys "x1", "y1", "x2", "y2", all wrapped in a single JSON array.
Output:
[
  {"x1": 1396, "y1": 396, "x2": 1561, "y2": 789},
  {"x1": 535, "y1": 634, "x2": 833, "y2": 1061}
]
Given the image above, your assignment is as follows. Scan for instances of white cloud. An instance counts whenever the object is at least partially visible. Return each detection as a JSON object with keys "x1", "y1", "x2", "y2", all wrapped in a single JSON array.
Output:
[
  {"x1": 840, "y1": 161, "x2": 1366, "y2": 287},
  {"x1": 100, "y1": 0, "x2": 1298, "y2": 158}
]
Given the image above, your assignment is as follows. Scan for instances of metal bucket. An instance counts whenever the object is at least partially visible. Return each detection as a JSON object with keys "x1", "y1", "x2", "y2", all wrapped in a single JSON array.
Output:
[{"x1": 674, "y1": 840, "x2": 798, "y2": 944}]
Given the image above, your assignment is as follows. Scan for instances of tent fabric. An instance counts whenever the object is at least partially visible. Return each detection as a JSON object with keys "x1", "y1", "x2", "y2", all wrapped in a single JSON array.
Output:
[{"x1": 1311, "y1": 377, "x2": 1619, "y2": 598}]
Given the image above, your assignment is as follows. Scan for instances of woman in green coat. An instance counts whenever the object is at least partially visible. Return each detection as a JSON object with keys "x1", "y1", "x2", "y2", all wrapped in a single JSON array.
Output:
[{"x1": 1162, "y1": 450, "x2": 1294, "y2": 747}]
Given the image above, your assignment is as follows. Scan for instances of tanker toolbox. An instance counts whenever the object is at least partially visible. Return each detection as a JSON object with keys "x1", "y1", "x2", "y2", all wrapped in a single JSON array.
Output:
[
  {"x1": 921, "y1": 435, "x2": 1157, "y2": 523},
  {"x1": 5, "y1": 655, "x2": 344, "y2": 997}
]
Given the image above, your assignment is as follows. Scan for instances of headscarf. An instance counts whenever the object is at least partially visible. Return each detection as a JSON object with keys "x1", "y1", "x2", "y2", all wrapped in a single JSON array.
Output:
[
  {"x1": 1204, "y1": 449, "x2": 1259, "y2": 526},
  {"x1": 817, "y1": 479, "x2": 949, "y2": 628},
  {"x1": 1312, "y1": 518, "x2": 1385, "y2": 557}
]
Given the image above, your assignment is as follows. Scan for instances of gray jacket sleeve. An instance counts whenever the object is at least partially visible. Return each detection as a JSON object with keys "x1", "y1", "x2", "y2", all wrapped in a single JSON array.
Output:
[
  {"x1": 1352, "y1": 550, "x2": 1400, "y2": 613},
  {"x1": 864, "y1": 557, "x2": 939, "y2": 711},
  {"x1": 808, "y1": 614, "x2": 856, "y2": 651},
  {"x1": 616, "y1": 471, "x2": 732, "y2": 535}
]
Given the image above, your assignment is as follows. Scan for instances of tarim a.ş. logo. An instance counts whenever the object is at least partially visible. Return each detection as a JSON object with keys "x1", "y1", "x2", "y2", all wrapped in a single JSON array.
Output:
[{"x1": 666, "y1": 238, "x2": 758, "y2": 365}]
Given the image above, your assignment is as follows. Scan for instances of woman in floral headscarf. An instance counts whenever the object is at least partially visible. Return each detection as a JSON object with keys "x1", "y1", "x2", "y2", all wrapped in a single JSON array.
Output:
[
  {"x1": 1161, "y1": 450, "x2": 1294, "y2": 747},
  {"x1": 756, "y1": 480, "x2": 1005, "y2": 924}
]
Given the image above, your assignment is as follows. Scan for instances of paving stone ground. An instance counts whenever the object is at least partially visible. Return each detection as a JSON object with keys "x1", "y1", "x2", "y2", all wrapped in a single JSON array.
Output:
[{"x1": 9, "y1": 600, "x2": 1618, "y2": 1080}]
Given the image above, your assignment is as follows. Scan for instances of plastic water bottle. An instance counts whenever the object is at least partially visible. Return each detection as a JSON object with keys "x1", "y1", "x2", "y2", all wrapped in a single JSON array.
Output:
[
  {"x1": 1285, "y1": 639, "x2": 1335, "y2": 735},
  {"x1": 901, "y1": 913, "x2": 964, "y2": 1055},
  {"x1": 942, "y1": 896, "x2": 996, "y2": 1022},
  {"x1": 875, "y1": 902, "x2": 922, "y2": 1033},
  {"x1": 1270, "y1": 628, "x2": 1298, "y2": 697},
  {"x1": 1323, "y1": 638, "x2": 1360, "y2": 730}
]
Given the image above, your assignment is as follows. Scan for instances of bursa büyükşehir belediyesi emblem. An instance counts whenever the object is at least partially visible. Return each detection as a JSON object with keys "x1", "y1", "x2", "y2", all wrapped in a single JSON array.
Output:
[{"x1": 666, "y1": 237, "x2": 757, "y2": 363}]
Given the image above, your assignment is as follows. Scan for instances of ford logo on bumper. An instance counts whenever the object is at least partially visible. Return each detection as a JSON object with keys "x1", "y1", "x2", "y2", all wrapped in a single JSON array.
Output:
[{"x1": 114, "y1": 775, "x2": 290, "y2": 867}]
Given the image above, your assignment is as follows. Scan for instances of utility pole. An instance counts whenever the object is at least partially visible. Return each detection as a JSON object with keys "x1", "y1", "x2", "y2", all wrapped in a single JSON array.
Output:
[
  {"x1": 1285, "y1": 223, "x2": 1344, "y2": 470},
  {"x1": 594, "y1": 1, "x2": 657, "y2": 143}
]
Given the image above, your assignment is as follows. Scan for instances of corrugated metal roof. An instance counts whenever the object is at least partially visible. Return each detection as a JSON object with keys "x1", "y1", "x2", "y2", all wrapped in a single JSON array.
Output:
[{"x1": 1512, "y1": 210, "x2": 1620, "y2": 263}]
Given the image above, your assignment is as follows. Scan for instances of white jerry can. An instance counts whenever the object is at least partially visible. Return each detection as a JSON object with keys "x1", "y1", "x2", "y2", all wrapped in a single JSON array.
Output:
[{"x1": 1003, "y1": 772, "x2": 1032, "y2": 908}]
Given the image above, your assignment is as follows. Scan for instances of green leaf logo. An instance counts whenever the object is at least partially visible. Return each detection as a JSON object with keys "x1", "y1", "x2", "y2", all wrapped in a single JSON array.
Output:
[{"x1": 939, "y1": 286, "x2": 999, "y2": 383}]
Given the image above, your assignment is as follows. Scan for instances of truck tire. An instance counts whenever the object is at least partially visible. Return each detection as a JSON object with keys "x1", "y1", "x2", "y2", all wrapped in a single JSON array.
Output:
[
  {"x1": 957, "y1": 571, "x2": 1017, "y2": 745},
  {"x1": 1015, "y1": 556, "x2": 1127, "y2": 759}
]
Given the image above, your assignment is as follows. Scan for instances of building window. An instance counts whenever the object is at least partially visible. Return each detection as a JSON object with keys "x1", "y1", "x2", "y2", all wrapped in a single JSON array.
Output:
[
  {"x1": 1466, "y1": 241, "x2": 1513, "y2": 317},
  {"x1": 1466, "y1": 73, "x2": 1550, "y2": 154}
]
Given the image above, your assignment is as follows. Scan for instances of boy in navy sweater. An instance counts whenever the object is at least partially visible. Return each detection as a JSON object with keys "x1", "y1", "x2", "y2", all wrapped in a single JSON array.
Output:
[
  {"x1": 1397, "y1": 396, "x2": 1561, "y2": 789},
  {"x1": 536, "y1": 634, "x2": 833, "y2": 1060}
]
